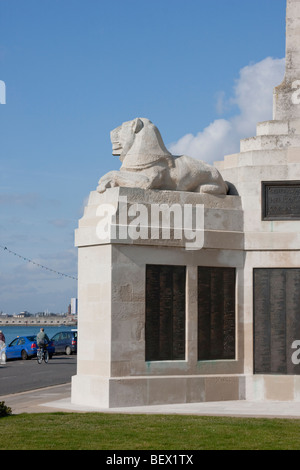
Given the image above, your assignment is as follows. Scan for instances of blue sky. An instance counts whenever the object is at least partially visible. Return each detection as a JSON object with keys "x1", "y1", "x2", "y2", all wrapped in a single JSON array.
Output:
[{"x1": 0, "y1": 0, "x2": 286, "y2": 314}]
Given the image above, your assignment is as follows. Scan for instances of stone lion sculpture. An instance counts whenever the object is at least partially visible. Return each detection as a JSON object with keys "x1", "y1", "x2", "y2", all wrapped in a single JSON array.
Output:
[{"x1": 97, "y1": 118, "x2": 228, "y2": 195}]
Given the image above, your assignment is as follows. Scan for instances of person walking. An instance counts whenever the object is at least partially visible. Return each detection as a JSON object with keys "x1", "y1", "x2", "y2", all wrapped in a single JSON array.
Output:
[
  {"x1": 0, "y1": 330, "x2": 6, "y2": 364},
  {"x1": 0, "y1": 330, "x2": 5, "y2": 344}
]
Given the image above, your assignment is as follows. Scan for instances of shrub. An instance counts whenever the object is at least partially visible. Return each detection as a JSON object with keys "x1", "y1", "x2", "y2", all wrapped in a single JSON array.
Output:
[{"x1": 0, "y1": 401, "x2": 12, "y2": 418}]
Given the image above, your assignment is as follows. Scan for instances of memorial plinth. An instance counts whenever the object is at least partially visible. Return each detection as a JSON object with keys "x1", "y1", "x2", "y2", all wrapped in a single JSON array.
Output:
[{"x1": 71, "y1": 188, "x2": 244, "y2": 408}]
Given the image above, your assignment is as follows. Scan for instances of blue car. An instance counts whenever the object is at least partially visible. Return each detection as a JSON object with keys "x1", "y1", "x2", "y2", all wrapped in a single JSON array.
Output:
[
  {"x1": 51, "y1": 330, "x2": 77, "y2": 355},
  {"x1": 3, "y1": 335, "x2": 55, "y2": 361}
]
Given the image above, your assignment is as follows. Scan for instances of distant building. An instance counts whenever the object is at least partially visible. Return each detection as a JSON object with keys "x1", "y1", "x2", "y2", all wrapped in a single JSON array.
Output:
[{"x1": 15, "y1": 311, "x2": 31, "y2": 318}]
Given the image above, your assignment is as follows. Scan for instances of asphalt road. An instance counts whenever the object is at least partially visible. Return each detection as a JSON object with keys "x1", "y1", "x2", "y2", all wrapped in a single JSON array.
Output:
[{"x1": 0, "y1": 355, "x2": 77, "y2": 396}]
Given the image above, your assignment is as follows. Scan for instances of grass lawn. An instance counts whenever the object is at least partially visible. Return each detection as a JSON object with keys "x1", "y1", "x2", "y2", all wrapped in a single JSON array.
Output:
[{"x1": 1, "y1": 412, "x2": 300, "y2": 450}]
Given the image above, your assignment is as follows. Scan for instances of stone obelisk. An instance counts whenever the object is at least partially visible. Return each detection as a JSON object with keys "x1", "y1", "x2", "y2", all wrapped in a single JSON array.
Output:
[
  {"x1": 216, "y1": 0, "x2": 300, "y2": 217},
  {"x1": 274, "y1": 0, "x2": 300, "y2": 120},
  {"x1": 214, "y1": 0, "x2": 300, "y2": 401}
]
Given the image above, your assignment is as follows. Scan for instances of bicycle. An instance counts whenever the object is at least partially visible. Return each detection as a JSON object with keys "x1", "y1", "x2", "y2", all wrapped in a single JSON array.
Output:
[{"x1": 37, "y1": 344, "x2": 49, "y2": 364}]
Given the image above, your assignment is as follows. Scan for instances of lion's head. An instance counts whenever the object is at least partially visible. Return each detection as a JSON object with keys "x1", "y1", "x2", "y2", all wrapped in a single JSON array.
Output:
[{"x1": 110, "y1": 118, "x2": 172, "y2": 170}]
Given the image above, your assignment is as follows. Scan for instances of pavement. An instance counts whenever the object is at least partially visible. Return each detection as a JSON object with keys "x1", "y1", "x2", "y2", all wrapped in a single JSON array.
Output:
[{"x1": 2, "y1": 383, "x2": 300, "y2": 418}]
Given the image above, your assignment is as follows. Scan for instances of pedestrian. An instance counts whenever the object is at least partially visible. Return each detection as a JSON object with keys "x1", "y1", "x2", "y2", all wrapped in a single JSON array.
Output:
[
  {"x1": 0, "y1": 330, "x2": 5, "y2": 343},
  {"x1": 0, "y1": 330, "x2": 5, "y2": 364}
]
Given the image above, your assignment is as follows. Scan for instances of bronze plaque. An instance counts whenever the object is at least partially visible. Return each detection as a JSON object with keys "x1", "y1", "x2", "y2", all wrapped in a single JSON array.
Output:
[
  {"x1": 254, "y1": 268, "x2": 300, "y2": 375},
  {"x1": 145, "y1": 265, "x2": 186, "y2": 362},
  {"x1": 262, "y1": 181, "x2": 300, "y2": 220},
  {"x1": 198, "y1": 267, "x2": 236, "y2": 361}
]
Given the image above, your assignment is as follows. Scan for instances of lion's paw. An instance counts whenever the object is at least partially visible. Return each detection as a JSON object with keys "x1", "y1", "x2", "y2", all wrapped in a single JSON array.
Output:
[{"x1": 97, "y1": 172, "x2": 117, "y2": 193}]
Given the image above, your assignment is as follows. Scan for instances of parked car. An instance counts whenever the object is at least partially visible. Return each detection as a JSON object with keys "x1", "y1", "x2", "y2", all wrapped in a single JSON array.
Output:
[
  {"x1": 3, "y1": 335, "x2": 55, "y2": 361},
  {"x1": 51, "y1": 330, "x2": 77, "y2": 355}
]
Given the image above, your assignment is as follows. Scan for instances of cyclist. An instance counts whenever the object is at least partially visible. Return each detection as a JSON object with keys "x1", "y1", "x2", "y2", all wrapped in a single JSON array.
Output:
[{"x1": 36, "y1": 328, "x2": 49, "y2": 352}]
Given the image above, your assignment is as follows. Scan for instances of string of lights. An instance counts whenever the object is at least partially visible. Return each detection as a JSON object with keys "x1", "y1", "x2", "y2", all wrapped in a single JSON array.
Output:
[{"x1": 0, "y1": 244, "x2": 78, "y2": 281}]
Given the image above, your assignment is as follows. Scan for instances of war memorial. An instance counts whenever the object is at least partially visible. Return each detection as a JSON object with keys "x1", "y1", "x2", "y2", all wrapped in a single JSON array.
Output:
[{"x1": 71, "y1": 0, "x2": 300, "y2": 408}]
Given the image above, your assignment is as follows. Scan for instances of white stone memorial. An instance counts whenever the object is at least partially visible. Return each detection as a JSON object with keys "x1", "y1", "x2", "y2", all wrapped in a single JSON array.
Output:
[{"x1": 71, "y1": 0, "x2": 300, "y2": 407}]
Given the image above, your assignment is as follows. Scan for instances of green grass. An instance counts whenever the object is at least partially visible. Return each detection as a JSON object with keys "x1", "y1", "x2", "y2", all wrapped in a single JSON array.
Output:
[{"x1": 1, "y1": 413, "x2": 300, "y2": 450}]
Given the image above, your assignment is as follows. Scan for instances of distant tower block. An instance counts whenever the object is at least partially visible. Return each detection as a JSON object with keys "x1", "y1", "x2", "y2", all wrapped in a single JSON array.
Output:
[
  {"x1": 274, "y1": 0, "x2": 300, "y2": 120},
  {"x1": 0, "y1": 80, "x2": 6, "y2": 105},
  {"x1": 71, "y1": 298, "x2": 78, "y2": 315}
]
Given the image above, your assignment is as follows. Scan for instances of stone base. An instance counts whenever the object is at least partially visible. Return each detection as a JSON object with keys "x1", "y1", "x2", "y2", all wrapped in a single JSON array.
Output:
[
  {"x1": 71, "y1": 374, "x2": 246, "y2": 408},
  {"x1": 71, "y1": 374, "x2": 300, "y2": 407},
  {"x1": 245, "y1": 375, "x2": 300, "y2": 402}
]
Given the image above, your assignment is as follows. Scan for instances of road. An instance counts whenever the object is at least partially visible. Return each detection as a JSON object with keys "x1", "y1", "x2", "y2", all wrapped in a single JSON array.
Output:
[{"x1": 0, "y1": 355, "x2": 77, "y2": 396}]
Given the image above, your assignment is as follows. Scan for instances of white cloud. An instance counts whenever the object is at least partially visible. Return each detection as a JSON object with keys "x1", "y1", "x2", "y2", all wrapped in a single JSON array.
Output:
[{"x1": 169, "y1": 57, "x2": 285, "y2": 164}]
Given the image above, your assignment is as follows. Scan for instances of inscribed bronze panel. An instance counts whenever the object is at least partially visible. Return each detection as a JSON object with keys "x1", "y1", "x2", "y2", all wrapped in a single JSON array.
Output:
[
  {"x1": 145, "y1": 265, "x2": 186, "y2": 362},
  {"x1": 198, "y1": 267, "x2": 236, "y2": 361},
  {"x1": 254, "y1": 268, "x2": 300, "y2": 375},
  {"x1": 262, "y1": 181, "x2": 300, "y2": 220}
]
